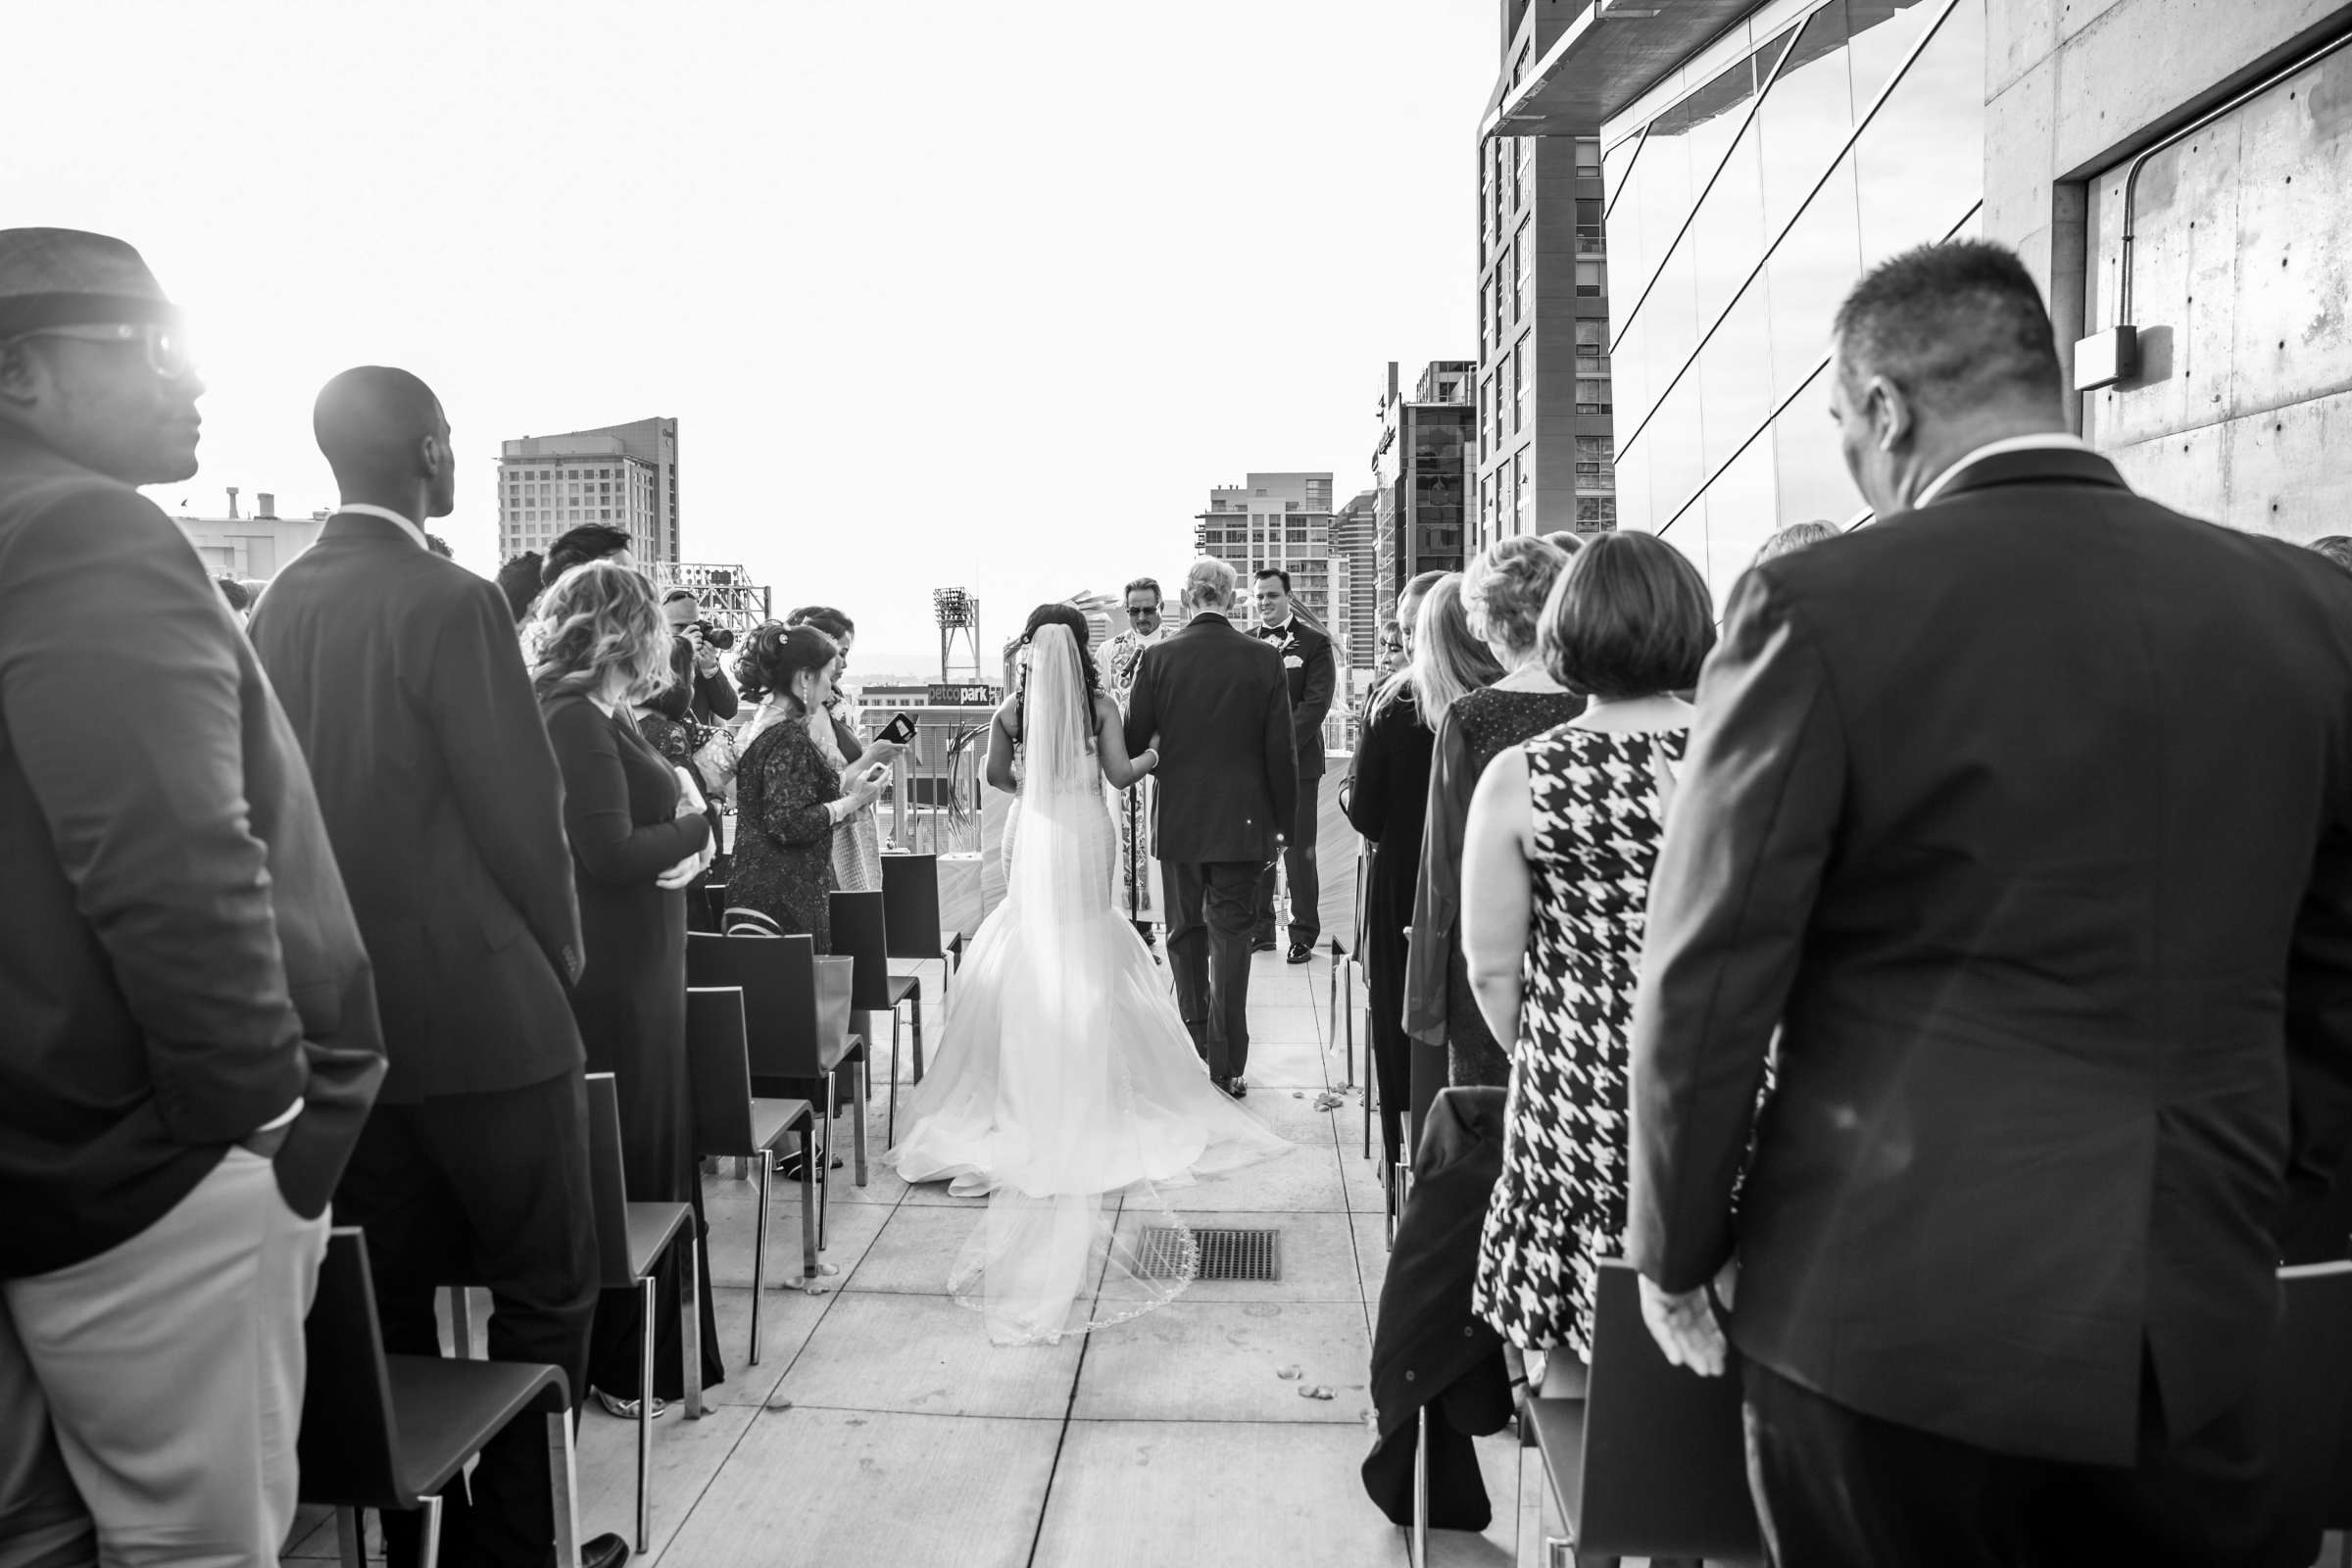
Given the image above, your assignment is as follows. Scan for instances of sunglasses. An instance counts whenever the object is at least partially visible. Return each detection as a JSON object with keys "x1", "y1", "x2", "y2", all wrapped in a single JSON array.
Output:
[{"x1": 9, "y1": 321, "x2": 196, "y2": 381}]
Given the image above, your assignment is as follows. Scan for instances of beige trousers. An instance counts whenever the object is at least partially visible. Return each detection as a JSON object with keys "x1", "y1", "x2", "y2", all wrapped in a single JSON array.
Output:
[{"x1": 0, "y1": 1147, "x2": 328, "y2": 1568}]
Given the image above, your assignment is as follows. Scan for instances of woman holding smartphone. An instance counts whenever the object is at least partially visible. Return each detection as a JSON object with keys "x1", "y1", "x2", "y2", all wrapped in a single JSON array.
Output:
[
  {"x1": 529, "y1": 561, "x2": 721, "y2": 1415},
  {"x1": 730, "y1": 624, "x2": 890, "y2": 950}
]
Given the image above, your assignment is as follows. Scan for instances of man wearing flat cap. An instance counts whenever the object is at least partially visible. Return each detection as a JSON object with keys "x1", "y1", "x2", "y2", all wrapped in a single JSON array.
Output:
[{"x1": 0, "y1": 228, "x2": 385, "y2": 1564}]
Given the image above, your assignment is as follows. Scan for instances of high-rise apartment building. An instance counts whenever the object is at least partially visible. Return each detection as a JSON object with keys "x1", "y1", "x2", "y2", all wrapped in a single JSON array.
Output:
[
  {"x1": 1372, "y1": 363, "x2": 1474, "y2": 614},
  {"x1": 1476, "y1": 2, "x2": 1616, "y2": 552},
  {"x1": 1192, "y1": 471, "x2": 1341, "y2": 632},
  {"x1": 1329, "y1": 488, "x2": 1381, "y2": 671},
  {"x1": 498, "y1": 416, "x2": 679, "y2": 567}
]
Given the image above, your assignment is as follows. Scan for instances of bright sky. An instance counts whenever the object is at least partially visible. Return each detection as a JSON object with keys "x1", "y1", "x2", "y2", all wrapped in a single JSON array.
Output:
[{"x1": 14, "y1": 2, "x2": 1493, "y2": 672}]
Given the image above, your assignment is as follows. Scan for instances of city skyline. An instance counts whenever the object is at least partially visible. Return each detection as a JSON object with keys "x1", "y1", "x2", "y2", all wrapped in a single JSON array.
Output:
[{"x1": 12, "y1": 0, "x2": 1491, "y2": 658}]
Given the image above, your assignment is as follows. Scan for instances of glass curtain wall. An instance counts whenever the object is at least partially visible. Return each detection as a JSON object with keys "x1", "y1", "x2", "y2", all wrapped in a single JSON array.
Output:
[{"x1": 1601, "y1": 0, "x2": 1984, "y2": 600}]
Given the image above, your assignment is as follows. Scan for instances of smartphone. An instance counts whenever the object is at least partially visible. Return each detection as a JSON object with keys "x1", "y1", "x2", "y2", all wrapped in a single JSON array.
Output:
[{"x1": 877, "y1": 712, "x2": 917, "y2": 747}]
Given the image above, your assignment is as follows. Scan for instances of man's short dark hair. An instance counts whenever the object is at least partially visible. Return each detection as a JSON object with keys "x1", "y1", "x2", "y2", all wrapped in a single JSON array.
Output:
[
  {"x1": 1123, "y1": 576, "x2": 1162, "y2": 605},
  {"x1": 495, "y1": 552, "x2": 544, "y2": 624},
  {"x1": 542, "y1": 523, "x2": 632, "y2": 585},
  {"x1": 1254, "y1": 567, "x2": 1291, "y2": 593},
  {"x1": 424, "y1": 532, "x2": 454, "y2": 560},
  {"x1": 1540, "y1": 532, "x2": 1716, "y2": 700},
  {"x1": 1834, "y1": 240, "x2": 2063, "y2": 416},
  {"x1": 786, "y1": 605, "x2": 855, "y2": 641},
  {"x1": 215, "y1": 575, "x2": 252, "y2": 614}
]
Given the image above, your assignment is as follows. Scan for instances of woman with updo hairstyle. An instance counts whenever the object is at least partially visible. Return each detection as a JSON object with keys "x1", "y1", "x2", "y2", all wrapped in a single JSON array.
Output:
[
  {"x1": 1459, "y1": 531, "x2": 1714, "y2": 1394},
  {"x1": 729, "y1": 623, "x2": 888, "y2": 952},
  {"x1": 530, "y1": 560, "x2": 722, "y2": 1415},
  {"x1": 1408, "y1": 534, "x2": 1584, "y2": 1088}
]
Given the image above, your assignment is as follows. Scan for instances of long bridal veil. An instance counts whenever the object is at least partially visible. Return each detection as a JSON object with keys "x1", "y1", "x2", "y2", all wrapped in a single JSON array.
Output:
[{"x1": 887, "y1": 622, "x2": 1289, "y2": 1345}]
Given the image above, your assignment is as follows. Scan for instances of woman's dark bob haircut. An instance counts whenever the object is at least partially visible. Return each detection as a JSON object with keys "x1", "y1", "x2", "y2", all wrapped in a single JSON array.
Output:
[{"x1": 1538, "y1": 532, "x2": 1716, "y2": 700}]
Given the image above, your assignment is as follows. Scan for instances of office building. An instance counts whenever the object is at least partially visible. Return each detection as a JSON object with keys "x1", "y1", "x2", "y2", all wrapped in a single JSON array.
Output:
[
  {"x1": 1372, "y1": 363, "x2": 1475, "y2": 614},
  {"x1": 1476, "y1": 6, "x2": 1618, "y2": 553},
  {"x1": 1495, "y1": 0, "x2": 2351, "y2": 604},
  {"x1": 1330, "y1": 487, "x2": 1382, "y2": 669},
  {"x1": 172, "y1": 489, "x2": 322, "y2": 581},
  {"x1": 498, "y1": 416, "x2": 679, "y2": 568},
  {"x1": 1193, "y1": 471, "x2": 1341, "y2": 631}
]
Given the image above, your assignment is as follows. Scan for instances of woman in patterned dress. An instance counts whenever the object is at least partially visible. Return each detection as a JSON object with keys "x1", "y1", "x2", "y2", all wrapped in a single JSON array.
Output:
[
  {"x1": 729, "y1": 624, "x2": 889, "y2": 951},
  {"x1": 1459, "y1": 532, "x2": 1717, "y2": 1395}
]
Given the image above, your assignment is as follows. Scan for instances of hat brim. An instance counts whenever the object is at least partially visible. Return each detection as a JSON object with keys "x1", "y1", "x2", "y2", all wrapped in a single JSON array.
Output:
[{"x1": 0, "y1": 291, "x2": 180, "y2": 336}]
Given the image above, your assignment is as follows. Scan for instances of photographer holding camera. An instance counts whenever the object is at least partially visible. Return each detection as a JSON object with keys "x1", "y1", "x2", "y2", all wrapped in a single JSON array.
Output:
[{"x1": 660, "y1": 588, "x2": 738, "y2": 725}]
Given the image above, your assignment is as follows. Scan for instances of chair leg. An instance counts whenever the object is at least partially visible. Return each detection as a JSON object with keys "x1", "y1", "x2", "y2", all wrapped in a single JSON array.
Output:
[
  {"x1": 851, "y1": 1054, "x2": 870, "y2": 1187},
  {"x1": 799, "y1": 1125, "x2": 820, "y2": 1279},
  {"x1": 449, "y1": 1283, "x2": 475, "y2": 1361},
  {"x1": 335, "y1": 1507, "x2": 365, "y2": 1568},
  {"x1": 547, "y1": 1410, "x2": 581, "y2": 1568},
  {"x1": 683, "y1": 1230, "x2": 705, "y2": 1421},
  {"x1": 886, "y1": 1007, "x2": 901, "y2": 1149},
  {"x1": 818, "y1": 1078, "x2": 835, "y2": 1252},
  {"x1": 750, "y1": 1150, "x2": 770, "y2": 1364},
  {"x1": 1410, "y1": 1406, "x2": 1429, "y2": 1568},
  {"x1": 733, "y1": 1155, "x2": 748, "y2": 1181},
  {"x1": 911, "y1": 995, "x2": 925, "y2": 1084},
  {"x1": 636, "y1": 1275, "x2": 655, "y2": 1553},
  {"x1": 419, "y1": 1494, "x2": 444, "y2": 1568}
]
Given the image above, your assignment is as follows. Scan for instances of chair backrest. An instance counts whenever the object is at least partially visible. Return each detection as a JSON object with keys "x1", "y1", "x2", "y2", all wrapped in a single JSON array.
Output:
[
  {"x1": 1579, "y1": 1258, "x2": 1762, "y2": 1561},
  {"x1": 722, "y1": 906, "x2": 784, "y2": 937},
  {"x1": 297, "y1": 1228, "x2": 406, "y2": 1508},
  {"x1": 688, "y1": 930, "x2": 849, "y2": 1080},
  {"x1": 685, "y1": 986, "x2": 757, "y2": 1156},
  {"x1": 829, "y1": 889, "x2": 896, "y2": 1010},
  {"x1": 880, "y1": 853, "x2": 944, "y2": 960},
  {"x1": 583, "y1": 1072, "x2": 634, "y2": 1290},
  {"x1": 2270, "y1": 1260, "x2": 2352, "y2": 1533}
]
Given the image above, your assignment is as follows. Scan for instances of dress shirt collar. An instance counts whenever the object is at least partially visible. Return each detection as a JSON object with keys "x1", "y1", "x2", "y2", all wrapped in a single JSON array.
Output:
[
  {"x1": 333, "y1": 503, "x2": 430, "y2": 551},
  {"x1": 1259, "y1": 612, "x2": 1293, "y2": 636},
  {"x1": 1913, "y1": 433, "x2": 2092, "y2": 509}
]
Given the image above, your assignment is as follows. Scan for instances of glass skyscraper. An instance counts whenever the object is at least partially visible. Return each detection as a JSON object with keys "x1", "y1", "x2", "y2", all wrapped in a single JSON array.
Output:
[{"x1": 1600, "y1": 0, "x2": 1984, "y2": 600}]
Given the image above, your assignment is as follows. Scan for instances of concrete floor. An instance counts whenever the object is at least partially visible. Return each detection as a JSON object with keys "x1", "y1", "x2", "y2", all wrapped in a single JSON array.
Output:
[{"x1": 286, "y1": 948, "x2": 1541, "y2": 1568}]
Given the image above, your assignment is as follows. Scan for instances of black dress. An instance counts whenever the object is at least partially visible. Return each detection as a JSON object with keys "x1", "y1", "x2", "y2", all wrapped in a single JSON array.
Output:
[
  {"x1": 541, "y1": 693, "x2": 723, "y2": 1399},
  {"x1": 1408, "y1": 686, "x2": 1589, "y2": 1088},
  {"x1": 731, "y1": 713, "x2": 843, "y2": 952},
  {"x1": 1343, "y1": 678, "x2": 1436, "y2": 1163}
]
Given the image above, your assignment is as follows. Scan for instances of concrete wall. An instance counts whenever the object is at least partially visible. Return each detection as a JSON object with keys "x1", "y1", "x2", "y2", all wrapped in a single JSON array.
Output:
[{"x1": 1984, "y1": 0, "x2": 2352, "y2": 533}]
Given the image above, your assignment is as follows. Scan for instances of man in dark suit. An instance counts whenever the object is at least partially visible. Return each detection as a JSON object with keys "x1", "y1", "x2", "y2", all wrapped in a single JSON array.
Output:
[
  {"x1": 1125, "y1": 558, "x2": 1298, "y2": 1095},
  {"x1": 0, "y1": 229, "x2": 384, "y2": 1565},
  {"x1": 250, "y1": 368, "x2": 625, "y2": 1568},
  {"x1": 1250, "y1": 566, "x2": 1335, "y2": 962},
  {"x1": 1628, "y1": 241, "x2": 2352, "y2": 1565}
]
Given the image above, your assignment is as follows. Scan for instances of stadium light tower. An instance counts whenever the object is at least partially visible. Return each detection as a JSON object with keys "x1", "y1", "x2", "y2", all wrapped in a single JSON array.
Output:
[{"x1": 934, "y1": 587, "x2": 982, "y2": 683}]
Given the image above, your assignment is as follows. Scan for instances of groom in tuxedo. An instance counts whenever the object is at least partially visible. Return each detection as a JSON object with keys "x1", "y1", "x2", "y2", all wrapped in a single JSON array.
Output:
[{"x1": 1124, "y1": 558, "x2": 1299, "y2": 1096}]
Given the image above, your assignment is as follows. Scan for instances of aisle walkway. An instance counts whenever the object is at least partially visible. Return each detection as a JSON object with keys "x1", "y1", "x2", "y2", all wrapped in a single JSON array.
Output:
[{"x1": 288, "y1": 950, "x2": 1535, "y2": 1568}]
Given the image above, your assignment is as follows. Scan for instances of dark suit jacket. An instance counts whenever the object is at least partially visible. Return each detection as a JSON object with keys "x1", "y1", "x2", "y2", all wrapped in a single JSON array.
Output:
[
  {"x1": 1253, "y1": 613, "x2": 1336, "y2": 779},
  {"x1": 251, "y1": 513, "x2": 583, "y2": 1103},
  {"x1": 0, "y1": 431, "x2": 384, "y2": 1277},
  {"x1": 1122, "y1": 612, "x2": 1298, "y2": 865},
  {"x1": 1627, "y1": 445, "x2": 2352, "y2": 1467}
]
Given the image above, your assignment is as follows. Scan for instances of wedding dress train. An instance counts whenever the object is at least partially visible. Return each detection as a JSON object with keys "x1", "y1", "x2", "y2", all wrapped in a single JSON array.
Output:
[{"x1": 885, "y1": 624, "x2": 1290, "y2": 1345}]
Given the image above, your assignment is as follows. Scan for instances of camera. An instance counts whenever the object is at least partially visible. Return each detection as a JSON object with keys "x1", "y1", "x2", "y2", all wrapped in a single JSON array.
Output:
[{"x1": 684, "y1": 620, "x2": 736, "y2": 651}]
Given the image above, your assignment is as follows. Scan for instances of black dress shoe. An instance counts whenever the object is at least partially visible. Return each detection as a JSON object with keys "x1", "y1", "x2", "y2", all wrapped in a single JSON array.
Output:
[
  {"x1": 1250, "y1": 937, "x2": 1278, "y2": 954},
  {"x1": 1212, "y1": 1076, "x2": 1236, "y2": 1098},
  {"x1": 1228, "y1": 1076, "x2": 1247, "y2": 1099},
  {"x1": 582, "y1": 1531, "x2": 631, "y2": 1568},
  {"x1": 1286, "y1": 943, "x2": 1313, "y2": 964}
]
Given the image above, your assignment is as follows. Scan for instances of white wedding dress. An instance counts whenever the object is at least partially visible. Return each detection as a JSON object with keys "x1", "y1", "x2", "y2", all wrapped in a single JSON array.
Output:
[{"x1": 886, "y1": 624, "x2": 1291, "y2": 1345}]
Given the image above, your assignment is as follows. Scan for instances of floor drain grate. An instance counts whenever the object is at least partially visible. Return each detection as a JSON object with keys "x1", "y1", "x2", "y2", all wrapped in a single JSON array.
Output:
[{"x1": 1140, "y1": 1226, "x2": 1281, "y2": 1282}]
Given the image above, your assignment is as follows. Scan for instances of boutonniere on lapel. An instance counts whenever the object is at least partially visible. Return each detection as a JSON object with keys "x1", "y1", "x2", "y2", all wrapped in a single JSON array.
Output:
[{"x1": 1283, "y1": 654, "x2": 1304, "y2": 670}]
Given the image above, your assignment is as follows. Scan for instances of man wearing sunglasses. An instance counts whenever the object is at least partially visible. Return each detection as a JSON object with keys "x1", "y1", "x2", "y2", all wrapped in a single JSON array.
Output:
[{"x1": 0, "y1": 228, "x2": 385, "y2": 1563}]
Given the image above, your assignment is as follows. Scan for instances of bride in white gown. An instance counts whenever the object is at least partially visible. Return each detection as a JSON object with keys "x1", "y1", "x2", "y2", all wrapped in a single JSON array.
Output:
[{"x1": 886, "y1": 609, "x2": 1292, "y2": 1345}]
